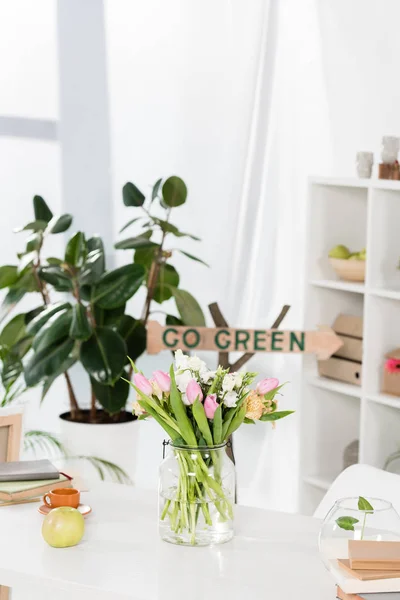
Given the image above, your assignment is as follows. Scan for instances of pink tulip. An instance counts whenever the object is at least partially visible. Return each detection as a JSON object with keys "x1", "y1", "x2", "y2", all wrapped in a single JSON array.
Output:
[
  {"x1": 204, "y1": 394, "x2": 219, "y2": 420},
  {"x1": 257, "y1": 377, "x2": 279, "y2": 395},
  {"x1": 153, "y1": 370, "x2": 171, "y2": 393},
  {"x1": 186, "y1": 379, "x2": 203, "y2": 404},
  {"x1": 133, "y1": 373, "x2": 153, "y2": 396}
]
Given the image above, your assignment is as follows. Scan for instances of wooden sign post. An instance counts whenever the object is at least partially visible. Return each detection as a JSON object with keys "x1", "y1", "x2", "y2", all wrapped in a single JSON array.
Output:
[{"x1": 147, "y1": 321, "x2": 343, "y2": 360}]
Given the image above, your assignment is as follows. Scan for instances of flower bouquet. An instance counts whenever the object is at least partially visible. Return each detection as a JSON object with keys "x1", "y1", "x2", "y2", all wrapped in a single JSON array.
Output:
[{"x1": 127, "y1": 350, "x2": 293, "y2": 546}]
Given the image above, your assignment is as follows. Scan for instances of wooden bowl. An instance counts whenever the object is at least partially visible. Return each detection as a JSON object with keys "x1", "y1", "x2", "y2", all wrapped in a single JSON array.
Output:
[{"x1": 329, "y1": 258, "x2": 365, "y2": 282}]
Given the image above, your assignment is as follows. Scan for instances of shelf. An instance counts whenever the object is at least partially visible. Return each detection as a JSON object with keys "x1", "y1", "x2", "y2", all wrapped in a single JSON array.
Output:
[
  {"x1": 309, "y1": 279, "x2": 365, "y2": 294},
  {"x1": 306, "y1": 375, "x2": 363, "y2": 398},
  {"x1": 302, "y1": 474, "x2": 335, "y2": 491},
  {"x1": 370, "y1": 288, "x2": 400, "y2": 301},
  {"x1": 310, "y1": 176, "x2": 400, "y2": 192},
  {"x1": 366, "y1": 392, "x2": 400, "y2": 409}
]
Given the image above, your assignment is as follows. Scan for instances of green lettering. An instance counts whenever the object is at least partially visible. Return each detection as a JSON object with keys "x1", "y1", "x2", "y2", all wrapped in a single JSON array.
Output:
[
  {"x1": 215, "y1": 329, "x2": 230, "y2": 350},
  {"x1": 163, "y1": 327, "x2": 178, "y2": 348},
  {"x1": 235, "y1": 330, "x2": 250, "y2": 350},
  {"x1": 183, "y1": 328, "x2": 200, "y2": 349},
  {"x1": 254, "y1": 330, "x2": 266, "y2": 351},
  {"x1": 290, "y1": 331, "x2": 304, "y2": 351},
  {"x1": 271, "y1": 331, "x2": 284, "y2": 351}
]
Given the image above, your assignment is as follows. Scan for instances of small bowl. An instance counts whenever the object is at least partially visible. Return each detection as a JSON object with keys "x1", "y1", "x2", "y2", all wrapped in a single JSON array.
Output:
[{"x1": 329, "y1": 258, "x2": 365, "y2": 282}]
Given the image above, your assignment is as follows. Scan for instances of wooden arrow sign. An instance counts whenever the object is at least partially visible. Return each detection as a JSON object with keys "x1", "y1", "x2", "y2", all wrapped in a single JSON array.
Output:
[{"x1": 147, "y1": 321, "x2": 343, "y2": 360}]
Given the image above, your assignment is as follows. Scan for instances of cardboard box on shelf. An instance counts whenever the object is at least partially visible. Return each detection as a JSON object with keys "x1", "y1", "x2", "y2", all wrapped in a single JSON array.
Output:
[{"x1": 318, "y1": 313, "x2": 363, "y2": 386}]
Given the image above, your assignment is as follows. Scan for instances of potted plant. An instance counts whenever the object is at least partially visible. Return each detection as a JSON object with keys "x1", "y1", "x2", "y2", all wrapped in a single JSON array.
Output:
[{"x1": 0, "y1": 176, "x2": 207, "y2": 479}]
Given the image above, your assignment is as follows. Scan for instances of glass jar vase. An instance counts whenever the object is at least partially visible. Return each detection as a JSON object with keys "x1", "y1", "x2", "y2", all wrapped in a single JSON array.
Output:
[
  {"x1": 159, "y1": 442, "x2": 235, "y2": 546},
  {"x1": 319, "y1": 497, "x2": 400, "y2": 570}
]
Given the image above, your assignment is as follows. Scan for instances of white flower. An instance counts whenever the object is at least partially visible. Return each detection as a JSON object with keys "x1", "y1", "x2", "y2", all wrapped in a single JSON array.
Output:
[
  {"x1": 182, "y1": 393, "x2": 190, "y2": 406},
  {"x1": 232, "y1": 372, "x2": 243, "y2": 388},
  {"x1": 224, "y1": 391, "x2": 238, "y2": 407},
  {"x1": 222, "y1": 374, "x2": 236, "y2": 392},
  {"x1": 132, "y1": 401, "x2": 145, "y2": 416},
  {"x1": 201, "y1": 370, "x2": 216, "y2": 384},
  {"x1": 175, "y1": 369, "x2": 193, "y2": 393},
  {"x1": 188, "y1": 355, "x2": 206, "y2": 372},
  {"x1": 174, "y1": 349, "x2": 189, "y2": 370}
]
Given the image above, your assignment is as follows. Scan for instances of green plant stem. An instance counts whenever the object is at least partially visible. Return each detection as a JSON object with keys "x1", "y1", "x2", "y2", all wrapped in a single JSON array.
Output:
[{"x1": 361, "y1": 513, "x2": 367, "y2": 540}]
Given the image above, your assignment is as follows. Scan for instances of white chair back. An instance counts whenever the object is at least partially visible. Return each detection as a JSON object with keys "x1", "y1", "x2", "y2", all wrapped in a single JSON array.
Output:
[{"x1": 314, "y1": 464, "x2": 400, "y2": 519}]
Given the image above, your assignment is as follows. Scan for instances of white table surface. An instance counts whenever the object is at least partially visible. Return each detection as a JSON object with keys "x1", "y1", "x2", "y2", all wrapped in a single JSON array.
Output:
[{"x1": 0, "y1": 482, "x2": 334, "y2": 600}]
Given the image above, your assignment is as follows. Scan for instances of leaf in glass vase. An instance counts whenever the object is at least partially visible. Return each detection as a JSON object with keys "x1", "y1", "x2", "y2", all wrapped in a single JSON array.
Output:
[
  {"x1": 335, "y1": 516, "x2": 359, "y2": 531},
  {"x1": 80, "y1": 327, "x2": 127, "y2": 385},
  {"x1": 123, "y1": 182, "x2": 145, "y2": 207},
  {"x1": 358, "y1": 496, "x2": 374, "y2": 512}
]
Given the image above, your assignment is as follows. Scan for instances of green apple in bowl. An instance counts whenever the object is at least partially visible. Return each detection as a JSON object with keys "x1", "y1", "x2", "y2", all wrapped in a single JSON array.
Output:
[
  {"x1": 328, "y1": 245, "x2": 351, "y2": 259},
  {"x1": 42, "y1": 506, "x2": 85, "y2": 548}
]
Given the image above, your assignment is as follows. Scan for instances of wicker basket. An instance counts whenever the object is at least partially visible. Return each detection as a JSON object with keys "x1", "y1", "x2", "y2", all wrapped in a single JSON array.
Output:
[{"x1": 329, "y1": 258, "x2": 365, "y2": 282}]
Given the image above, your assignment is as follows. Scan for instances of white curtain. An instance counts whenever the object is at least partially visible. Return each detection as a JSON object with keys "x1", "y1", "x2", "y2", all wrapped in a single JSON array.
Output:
[{"x1": 229, "y1": 0, "x2": 332, "y2": 512}]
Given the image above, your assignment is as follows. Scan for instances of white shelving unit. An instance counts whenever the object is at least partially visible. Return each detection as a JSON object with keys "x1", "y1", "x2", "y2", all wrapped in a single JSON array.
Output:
[{"x1": 300, "y1": 176, "x2": 400, "y2": 515}]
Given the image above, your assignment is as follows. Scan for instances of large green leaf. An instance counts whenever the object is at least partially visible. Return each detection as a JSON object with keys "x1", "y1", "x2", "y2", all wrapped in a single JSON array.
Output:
[
  {"x1": 162, "y1": 176, "x2": 187, "y2": 207},
  {"x1": 259, "y1": 410, "x2": 294, "y2": 422},
  {"x1": 38, "y1": 265, "x2": 73, "y2": 292},
  {"x1": 123, "y1": 182, "x2": 145, "y2": 207},
  {"x1": 114, "y1": 315, "x2": 146, "y2": 362},
  {"x1": 25, "y1": 233, "x2": 41, "y2": 252},
  {"x1": 0, "y1": 314, "x2": 27, "y2": 347},
  {"x1": 0, "y1": 266, "x2": 18, "y2": 289},
  {"x1": 336, "y1": 516, "x2": 359, "y2": 531},
  {"x1": 41, "y1": 355, "x2": 77, "y2": 403},
  {"x1": 48, "y1": 214, "x2": 73, "y2": 234},
  {"x1": 69, "y1": 304, "x2": 92, "y2": 341},
  {"x1": 172, "y1": 289, "x2": 205, "y2": 326},
  {"x1": 115, "y1": 235, "x2": 158, "y2": 250},
  {"x1": 92, "y1": 264, "x2": 145, "y2": 309},
  {"x1": 13, "y1": 220, "x2": 48, "y2": 233},
  {"x1": 1, "y1": 354, "x2": 23, "y2": 387},
  {"x1": 32, "y1": 310, "x2": 73, "y2": 353},
  {"x1": 24, "y1": 306, "x2": 44, "y2": 324},
  {"x1": 91, "y1": 377, "x2": 130, "y2": 415},
  {"x1": 86, "y1": 236, "x2": 105, "y2": 270},
  {"x1": 80, "y1": 327, "x2": 127, "y2": 384},
  {"x1": 65, "y1": 232, "x2": 86, "y2": 267},
  {"x1": 153, "y1": 264, "x2": 179, "y2": 303},
  {"x1": 102, "y1": 305, "x2": 126, "y2": 326},
  {"x1": 24, "y1": 337, "x2": 75, "y2": 387},
  {"x1": 165, "y1": 314, "x2": 184, "y2": 326},
  {"x1": 134, "y1": 246, "x2": 158, "y2": 269},
  {"x1": 33, "y1": 195, "x2": 53, "y2": 223},
  {"x1": 0, "y1": 286, "x2": 28, "y2": 324},
  {"x1": 26, "y1": 302, "x2": 71, "y2": 335},
  {"x1": 358, "y1": 496, "x2": 374, "y2": 512}
]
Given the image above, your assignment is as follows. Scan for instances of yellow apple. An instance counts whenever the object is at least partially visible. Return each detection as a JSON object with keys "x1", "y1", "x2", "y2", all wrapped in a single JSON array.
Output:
[
  {"x1": 42, "y1": 506, "x2": 85, "y2": 548},
  {"x1": 328, "y1": 244, "x2": 351, "y2": 259}
]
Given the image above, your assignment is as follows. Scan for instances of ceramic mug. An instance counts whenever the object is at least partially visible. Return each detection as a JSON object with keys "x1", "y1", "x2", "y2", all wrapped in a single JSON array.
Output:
[{"x1": 43, "y1": 488, "x2": 80, "y2": 509}]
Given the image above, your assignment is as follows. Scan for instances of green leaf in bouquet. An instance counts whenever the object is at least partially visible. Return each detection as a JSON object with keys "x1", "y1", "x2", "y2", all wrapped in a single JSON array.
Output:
[
  {"x1": 259, "y1": 410, "x2": 294, "y2": 422},
  {"x1": 244, "y1": 417, "x2": 255, "y2": 424},
  {"x1": 0, "y1": 266, "x2": 18, "y2": 289},
  {"x1": 192, "y1": 399, "x2": 213, "y2": 446},
  {"x1": 335, "y1": 516, "x2": 359, "y2": 531},
  {"x1": 119, "y1": 217, "x2": 143, "y2": 234},
  {"x1": 123, "y1": 181, "x2": 145, "y2": 207},
  {"x1": 358, "y1": 496, "x2": 374, "y2": 512},
  {"x1": 47, "y1": 214, "x2": 73, "y2": 234},
  {"x1": 152, "y1": 178, "x2": 163, "y2": 201},
  {"x1": 169, "y1": 365, "x2": 197, "y2": 446},
  {"x1": 25, "y1": 233, "x2": 41, "y2": 252},
  {"x1": 24, "y1": 337, "x2": 75, "y2": 387},
  {"x1": 80, "y1": 327, "x2": 127, "y2": 385},
  {"x1": 177, "y1": 250, "x2": 208, "y2": 266},
  {"x1": 91, "y1": 377, "x2": 129, "y2": 415},
  {"x1": 114, "y1": 315, "x2": 146, "y2": 362},
  {"x1": 41, "y1": 355, "x2": 77, "y2": 403},
  {"x1": 136, "y1": 398, "x2": 181, "y2": 442},
  {"x1": 13, "y1": 220, "x2": 48, "y2": 233},
  {"x1": 115, "y1": 235, "x2": 158, "y2": 250},
  {"x1": 32, "y1": 309, "x2": 73, "y2": 353},
  {"x1": 162, "y1": 176, "x2": 187, "y2": 207},
  {"x1": 153, "y1": 264, "x2": 179, "y2": 303},
  {"x1": 33, "y1": 195, "x2": 53, "y2": 223},
  {"x1": 38, "y1": 265, "x2": 73, "y2": 292},
  {"x1": 172, "y1": 289, "x2": 206, "y2": 326},
  {"x1": 134, "y1": 246, "x2": 158, "y2": 269},
  {"x1": 225, "y1": 403, "x2": 247, "y2": 439},
  {"x1": 165, "y1": 314, "x2": 184, "y2": 326},
  {"x1": 263, "y1": 383, "x2": 286, "y2": 401},
  {"x1": 0, "y1": 314, "x2": 27, "y2": 348},
  {"x1": 69, "y1": 304, "x2": 92, "y2": 341},
  {"x1": 92, "y1": 264, "x2": 145, "y2": 309},
  {"x1": 212, "y1": 405, "x2": 223, "y2": 444},
  {"x1": 65, "y1": 231, "x2": 86, "y2": 267},
  {"x1": 27, "y1": 302, "x2": 71, "y2": 335}
]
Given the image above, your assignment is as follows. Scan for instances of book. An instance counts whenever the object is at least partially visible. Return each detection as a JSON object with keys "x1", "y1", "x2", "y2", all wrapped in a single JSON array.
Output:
[
  {"x1": 349, "y1": 541, "x2": 400, "y2": 571},
  {"x1": 337, "y1": 585, "x2": 400, "y2": 599},
  {"x1": 330, "y1": 560, "x2": 400, "y2": 594},
  {"x1": 338, "y1": 559, "x2": 400, "y2": 581},
  {"x1": 0, "y1": 459, "x2": 60, "y2": 482},
  {"x1": 0, "y1": 473, "x2": 72, "y2": 502}
]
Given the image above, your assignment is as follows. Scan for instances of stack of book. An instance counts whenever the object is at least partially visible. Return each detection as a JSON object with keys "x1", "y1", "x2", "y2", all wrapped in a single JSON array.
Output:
[
  {"x1": 0, "y1": 459, "x2": 72, "y2": 506},
  {"x1": 333, "y1": 541, "x2": 400, "y2": 600}
]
